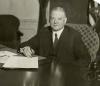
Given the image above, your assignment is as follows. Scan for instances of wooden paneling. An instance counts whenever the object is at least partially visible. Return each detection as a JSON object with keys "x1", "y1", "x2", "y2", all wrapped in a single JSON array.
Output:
[
  {"x1": 0, "y1": 0, "x2": 39, "y2": 42},
  {"x1": 19, "y1": 19, "x2": 38, "y2": 43}
]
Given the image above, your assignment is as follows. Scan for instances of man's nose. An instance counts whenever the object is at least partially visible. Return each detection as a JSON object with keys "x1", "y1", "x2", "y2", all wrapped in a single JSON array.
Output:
[{"x1": 54, "y1": 19, "x2": 58, "y2": 24}]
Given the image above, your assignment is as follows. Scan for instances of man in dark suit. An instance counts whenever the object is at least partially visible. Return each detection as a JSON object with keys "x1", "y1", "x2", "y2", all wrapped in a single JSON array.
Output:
[{"x1": 19, "y1": 7, "x2": 91, "y2": 86}]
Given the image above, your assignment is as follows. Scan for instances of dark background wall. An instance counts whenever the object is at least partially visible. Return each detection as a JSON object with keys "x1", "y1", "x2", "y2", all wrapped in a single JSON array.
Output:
[{"x1": 38, "y1": 0, "x2": 49, "y2": 31}]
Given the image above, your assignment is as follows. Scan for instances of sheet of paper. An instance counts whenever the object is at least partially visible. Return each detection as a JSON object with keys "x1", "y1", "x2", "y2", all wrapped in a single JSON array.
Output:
[
  {"x1": 3, "y1": 56, "x2": 38, "y2": 69},
  {"x1": 0, "y1": 51, "x2": 17, "y2": 56},
  {"x1": 0, "y1": 56, "x2": 9, "y2": 63},
  {"x1": 0, "y1": 51, "x2": 17, "y2": 63}
]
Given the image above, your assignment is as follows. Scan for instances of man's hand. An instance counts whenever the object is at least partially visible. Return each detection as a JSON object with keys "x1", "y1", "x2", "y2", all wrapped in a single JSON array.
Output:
[{"x1": 20, "y1": 46, "x2": 35, "y2": 57}]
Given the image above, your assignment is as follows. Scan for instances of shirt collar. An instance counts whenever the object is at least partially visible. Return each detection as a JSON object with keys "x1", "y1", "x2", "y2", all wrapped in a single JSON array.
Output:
[{"x1": 53, "y1": 28, "x2": 64, "y2": 38}]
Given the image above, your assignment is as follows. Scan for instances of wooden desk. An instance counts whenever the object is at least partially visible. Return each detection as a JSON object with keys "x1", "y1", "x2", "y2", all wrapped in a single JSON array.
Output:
[
  {"x1": 1, "y1": 47, "x2": 100, "y2": 86},
  {"x1": 0, "y1": 47, "x2": 47, "y2": 86}
]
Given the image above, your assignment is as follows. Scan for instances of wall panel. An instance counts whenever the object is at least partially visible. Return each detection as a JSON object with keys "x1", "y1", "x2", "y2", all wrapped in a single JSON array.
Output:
[{"x1": 0, "y1": 0, "x2": 39, "y2": 42}]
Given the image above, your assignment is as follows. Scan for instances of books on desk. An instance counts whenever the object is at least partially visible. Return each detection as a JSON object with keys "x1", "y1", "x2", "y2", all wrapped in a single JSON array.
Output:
[{"x1": 0, "y1": 51, "x2": 38, "y2": 69}]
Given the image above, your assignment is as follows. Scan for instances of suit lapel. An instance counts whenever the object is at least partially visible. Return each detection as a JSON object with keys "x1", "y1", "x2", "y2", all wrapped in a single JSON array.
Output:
[
  {"x1": 54, "y1": 26, "x2": 69, "y2": 52},
  {"x1": 47, "y1": 27, "x2": 54, "y2": 50}
]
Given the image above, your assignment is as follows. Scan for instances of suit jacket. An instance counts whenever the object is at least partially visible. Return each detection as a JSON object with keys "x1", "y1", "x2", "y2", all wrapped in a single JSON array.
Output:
[
  {"x1": 20, "y1": 25, "x2": 90, "y2": 65},
  {"x1": 20, "y1": 25, "x2": 91, "y2": 86}
]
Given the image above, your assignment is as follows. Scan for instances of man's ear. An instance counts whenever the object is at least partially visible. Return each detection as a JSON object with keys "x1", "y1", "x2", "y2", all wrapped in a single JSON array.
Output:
[{"x1": 64, "y1": 17, "x2": 67, "y2": 24}]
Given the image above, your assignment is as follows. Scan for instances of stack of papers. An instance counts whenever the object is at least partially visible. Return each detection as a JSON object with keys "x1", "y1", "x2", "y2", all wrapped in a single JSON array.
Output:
[
  {"x1": 3, "y1": 56, "x2": 38, "y2": 69},
  {"x1": 0, "y1": 51, "x2": 17, "y2": 63},
  {"x1": 0, "y1": 51, "x2": 38, "y2": 69},
  {"x1": 0, "y1": 51, "x2": 17, "y2": 56}
]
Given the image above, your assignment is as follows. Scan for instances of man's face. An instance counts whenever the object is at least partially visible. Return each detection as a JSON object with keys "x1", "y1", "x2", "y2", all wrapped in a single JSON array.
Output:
[{"x1": 50, "y1": 10, "x2": 67, "y2": 31}]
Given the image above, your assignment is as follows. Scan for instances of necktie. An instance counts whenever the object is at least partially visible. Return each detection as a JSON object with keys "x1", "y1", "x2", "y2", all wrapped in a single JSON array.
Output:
[{"x1": 53, "y1": 33, "x2": 58, "y2": 48}]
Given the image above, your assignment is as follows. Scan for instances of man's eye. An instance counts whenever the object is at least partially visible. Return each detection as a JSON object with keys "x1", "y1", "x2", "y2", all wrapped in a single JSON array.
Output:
[
  {"x1": 58, "y1": 18, "x2": 62, "y2": 20},
  {"x1": 51, "y1": 18, "x2": 54, "y2": 20}
]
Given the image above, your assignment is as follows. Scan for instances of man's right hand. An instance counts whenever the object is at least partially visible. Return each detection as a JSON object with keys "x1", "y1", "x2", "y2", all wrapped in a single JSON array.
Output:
[{"x1": 20, "y1": 46, "x2": 35, "y2": 57}]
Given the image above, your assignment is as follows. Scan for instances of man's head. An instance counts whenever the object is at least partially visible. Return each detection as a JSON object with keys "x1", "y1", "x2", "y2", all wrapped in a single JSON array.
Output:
[{"x1": 50, "y1": 7, "x2": 67, "y2": 31}]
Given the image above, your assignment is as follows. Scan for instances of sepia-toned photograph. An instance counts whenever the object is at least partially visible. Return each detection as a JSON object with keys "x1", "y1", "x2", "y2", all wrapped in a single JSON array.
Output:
[{"x1": 0, "y1": 0, "x2": 100, "y2": 86}]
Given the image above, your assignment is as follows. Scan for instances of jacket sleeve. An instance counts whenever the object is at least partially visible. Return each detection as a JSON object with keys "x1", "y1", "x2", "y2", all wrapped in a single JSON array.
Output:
[{"x1": 19, "y1": 33, "x2": 40, "y2": 55}]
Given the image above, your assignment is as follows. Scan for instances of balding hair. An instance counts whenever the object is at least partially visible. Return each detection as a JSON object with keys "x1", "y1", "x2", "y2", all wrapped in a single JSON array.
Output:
[{"x1": 50, "y1": 7, "x2": 67, "y2": 17}]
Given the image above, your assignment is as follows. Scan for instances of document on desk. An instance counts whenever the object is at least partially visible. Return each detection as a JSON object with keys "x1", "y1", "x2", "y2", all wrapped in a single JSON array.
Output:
[
  {"x1": 3, "y1": 56, "x2": 38, "y2": 69},
  {"x1": 0, "y1": 51, "x2": 17, "y2": 56},
  {"x1": 0, "y1": 51, "x2": 17, "y2": 63}
]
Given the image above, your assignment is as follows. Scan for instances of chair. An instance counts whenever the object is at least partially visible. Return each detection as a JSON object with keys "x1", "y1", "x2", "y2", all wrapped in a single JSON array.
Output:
[
  {"x1": 0, "y1": 15, "x2": 23, "y2": 49},
  {"x1": 66, "y1": 23, "x2": 99, "y2": 62}
]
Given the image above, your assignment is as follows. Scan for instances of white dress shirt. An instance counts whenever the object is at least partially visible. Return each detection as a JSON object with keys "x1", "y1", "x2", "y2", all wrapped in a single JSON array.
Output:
[{"x1": 52, "y1": 28, "x2": 64, "y2": 43}]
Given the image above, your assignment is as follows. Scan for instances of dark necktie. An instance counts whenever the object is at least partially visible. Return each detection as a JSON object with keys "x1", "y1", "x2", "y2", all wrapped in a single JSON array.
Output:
[{"x1": 53, "y1": 33, "x2": 58, "y2": 48}]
